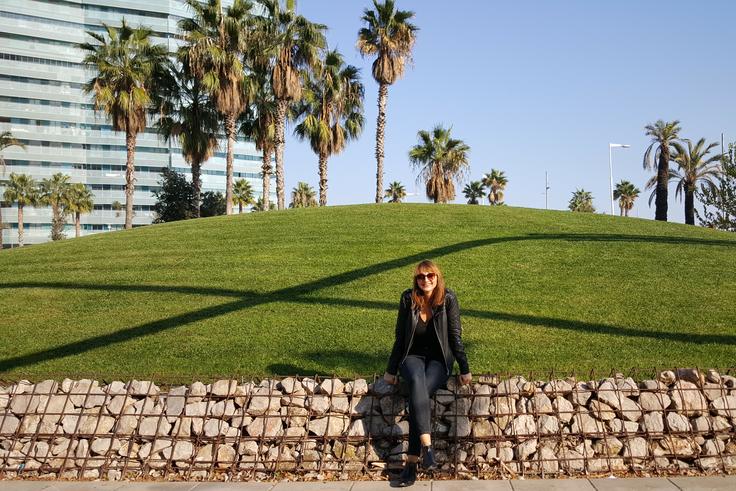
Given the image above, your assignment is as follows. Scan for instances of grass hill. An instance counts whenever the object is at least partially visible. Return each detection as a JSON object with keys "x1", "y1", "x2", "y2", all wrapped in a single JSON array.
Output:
[{"x1": 1, "y1": 204, "x2": 735, "y2": 383}]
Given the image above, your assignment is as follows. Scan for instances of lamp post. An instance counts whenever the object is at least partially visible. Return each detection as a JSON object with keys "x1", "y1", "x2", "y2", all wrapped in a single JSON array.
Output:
[{"x1": 609, "y1": 143, "x2": 630, "y2": 215}]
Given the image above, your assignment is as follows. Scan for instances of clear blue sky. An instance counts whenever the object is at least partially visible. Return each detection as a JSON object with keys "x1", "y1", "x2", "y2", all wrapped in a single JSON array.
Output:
[{"x1": 282, "y1": 0, "x2": 736, "y2": 222}]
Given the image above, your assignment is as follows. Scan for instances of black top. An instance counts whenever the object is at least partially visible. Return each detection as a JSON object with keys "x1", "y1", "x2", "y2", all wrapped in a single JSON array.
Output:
[{"x1": 408, "y1": 313, "x2": 444, "y2": 360}]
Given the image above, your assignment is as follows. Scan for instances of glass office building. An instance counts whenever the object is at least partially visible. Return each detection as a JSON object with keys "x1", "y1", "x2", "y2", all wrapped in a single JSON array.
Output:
[{"x1": 0, "y1": 0, "x2": 271, "y2": 247}]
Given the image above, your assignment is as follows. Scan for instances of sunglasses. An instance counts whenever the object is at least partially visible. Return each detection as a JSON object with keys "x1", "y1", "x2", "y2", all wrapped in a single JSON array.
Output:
[{"x1": 415, "y1": 272, "x2": 437, "y2": 282}]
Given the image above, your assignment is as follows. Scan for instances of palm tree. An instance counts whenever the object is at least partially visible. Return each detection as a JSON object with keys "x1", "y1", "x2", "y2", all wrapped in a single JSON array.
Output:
[
  {"x1": 384, "y1": 181, "x2": 406, "y2": 203},
  {"x1": 180, "y1": 0, "x2": 253, "y2": 215},
  {"x1": 294, "y1": 49, "x2": 364, "y2": 206},
  {"x1": 255, "y1": 0, "x2": 327, "y2": 210},
  {"x1": 643, "y1": 120, "x2": 681, "y2": 221},
  {"x1": 240, "y1": 68, "x2": 277, "y2": 212},
  {"x1": 482, "y1": 169, "x2": 508, "y2": 205},
  {"x1": 79, "y1": 20, "x2": 168, "y2": 229},
  {"x1": 671, "y1": 138, "x2": 723, "y2": 225},
  {"x1": 568, "y1": 189, "x2": 595, "y2": 213},
  {"x1": 290, "y1": 181, "x2": 317, "y2": 208},
  {"x1": 408, "y1": 125, "x2": 470, "y2": 204},
  {"x1": 463, "y1": 181, "x2": 485, "y2": 205},
  {"x1": 65, "y1": 183, "x2": 94, "y2": 238},
  {"x1": 232, "y1": 178, "x2": 255, "y2": 213},
  {"x1": 252, "y1": 196, "x2": 276, "y2": 211},
  {"x1": 0, "y1": 130, "x2": 25, "y2": 248},
  {"x1": 156, "y1": 65, "x2": 219, "y2": 218},
  {"x1": 358, "y1": 0, "x2": 418, "y2": 204},
  {"x1": 3, "y1": 173, "x2": 37, "y2": 247},
  {"x1": 39, "y1": 173, "x2": 72, "y2": 241},
  {"x1": 613, "y1": 180, "x2": 640, "y2": 217}
]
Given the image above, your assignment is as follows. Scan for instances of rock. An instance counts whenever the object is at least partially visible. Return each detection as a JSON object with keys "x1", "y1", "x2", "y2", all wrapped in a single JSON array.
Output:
[
  {"x1": 702, "y1": 383, "x2": 728, "y2": 402},
  {"x1": 193, "y1": 445, "x2": 214, "y2": 469},
  {"x1": 33, "y1": 380, "x2": 58, "y2": 394},
  {"x1": 165, "y1": 386, "x2": 187, "y2": 417},
  {"x1": 614, "y1": 376, "x2": 639, "y2": 397},
  {"x1": 282, "y1": 406, "x2": 308, "y2": 427},
  {"x1": 515, "y1": 439, "x2": 537, "y2": 460},
  {"x1": 330, "y1": 395, "x2": 350, "y2": 414},
  {"x1": 692, "y1": 415, "x2": 730, "y2": 433},
  {"x1": 301, "y1": 378, "x2": 318, "y2": 395},
  {"x1": 78, "y1": 414, "x2": 115, "y2": 434},
  {"x1": 491, "y1": 396, "x2": 516, "y2": 430},
  {"x1": 216, "y1": 444, "x2": 236, "y2": 468},
  {"x1": 537, "y1": 445, "x2": 558, "y2": 474},
  {"x1": 347, "y1": 419, "x2": 367, "y2": 437},
  {"x1": 496, "y1": 379, "x2": 520, "y2": 399},
  {"x1": 537, "y1": 414, "x2": 559, "y2": 435},
  {"x1": 594, "y1": 436, "x2": 623, "y2": 456},
  {"x1": 306, "y1": 395, "x2": 330, "y2": 415},
  {"x1": 641, "y1": 412, "x2": 664, "y2": 434},
  {"x1": 559, "y1": 448, "x2": 585, "y2": 472},
  {"x1": 284, "y1": 426, "x2": 306, "y2": 438},
  {"x1": 237, "y1": 440, "x2": 259, "y2": 456},
  {"x1": 639, "y1": 380, "x2": 667, "y2": 392},
  {"x1": 247, "y1": 388, "x2": 281, "y2": 416},
  {"x1": 211, "y1": 380, "x2": 238, "y2": 397},
  {"x1": 308, "y1": 414, "x2": 349, "y2": 437},
  {"x1": 126, "y1": 380, "x2": 159, "y2": 397},
  {"x1": 666, "y1": 412, "x2": 691, "y2": 432},
  {"x1": 470, "y1": 384, "x2": 492, "y2": 417},
  {"x1": 543, "y1": 379, "x2": 573, "y2": 396},
  {"x1": 553, "y1": 396, "x2": 574, "y2": 423},
  {"x1": 203, "y1": 418, "x2": 229, "y2": 437},
  {"x1": 609, "y1": 418, "x2": 639, "y2": 434},
  {"x1": 710, "y1": 395, "x2": 736, "y2": 418},
  {"x1": 344, "y1": 379, "x2": 368, "y2": 396},
  {"x1": 209, "y1": 399, "x2": 237, "y2": 419},
  {"x1": 471, "y1": 420, "x2": 501, "y2": 438},
  {"x1": 670, "y1": 380, "x2": 708, "y2": 416},
  {"x1": 319, "y1": 378, "x2": 344, "y2": 395},
  {"x1": 434, "y1": 389, "x2": 455, "y2": 405},
  {"x1": 596, "y1": 381, "x2": 642, "y2": 421},
  {"x1": 660, "y1": 436, "x2": 698, "y2": 457},
  {"x1": 246, "y1": 416, "x2": 283, "y2": 438},
  {"x1": 530, "y1": 392, "x2": 553, "y2": 414},
  {"x1": 571, "y1": 411, "x2": 605, "y2": 435},
  {"x1": 138, "y1": 417, "x2": 171, "y2": 437},
  {"x1": 702, "y1": 439, "x2": 725, "y2": 456},
  {"x1": 589, "y1": 400, "x2": 616, "y2": 421},
  {"x1": 706, "y1": 369, "x2": 721, "y2": 384},
  {"x1": 189, "y1": 382, "x2": 207, "y2": 401},
  {"x1": 90, "y1": 438, "x2": 120, "y2": 455},
  {"x1": 571, "y1": 382, "x2": 593, "y2": 406},
  {"x1": 506, "y1": 414, "x2": 535, "y2": 438},
  {"x1": 369, "y1": 378, "x2": 394, "y2": 396},
  {"x1": 638, "y1": 392, "x2": 671, "y2": 411},
  {"x1": 19, "y1": 414, "x2": 40, "y2": 433},
  {"x1": 622, "y1": 437, "x2": 648, "y2": 458},
  {"x1": 104, "y1": 381, "x2": 126, "y2": 395},
  {"x1": 184, "y1": 401, "x2": 207, "y2": 417},
  {"x1": 448, "y1": 416, "x2": 471, "y2": 437},
  {"x1": 9, "y1": 394, "x2": 41, "y2": 414},
  {"x1": 107, "y1": 395, "x2": 134, "y2": 416},
  {"x1": 676, "y1": 368, "x2": 703, "y2": 385},
  {"x1": 659, "y1": 370, "x2": 676, "y2": 385}
]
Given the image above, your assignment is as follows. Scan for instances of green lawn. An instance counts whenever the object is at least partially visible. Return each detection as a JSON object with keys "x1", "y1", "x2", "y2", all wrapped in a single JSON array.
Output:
[{"x1": 1, "y1": 204, "x2": 735, "y2": 383}]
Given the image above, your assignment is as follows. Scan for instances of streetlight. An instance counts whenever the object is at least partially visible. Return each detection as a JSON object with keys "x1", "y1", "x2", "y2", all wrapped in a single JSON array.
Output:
[{"x1": 609, "y1": 143, "x2": 630, "y2": 215}]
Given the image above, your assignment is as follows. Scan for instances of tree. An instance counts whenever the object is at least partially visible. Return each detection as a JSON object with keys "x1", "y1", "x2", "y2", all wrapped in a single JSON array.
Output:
[
  {"x1": 80, "y1": 20, "x2": 168, "y2": 229},
  {"x1": 358, "y1": 0, "x2": 418, "y2": 203},
  {"x1": 38, "y1": 173, "x2": 72, "y2": 241},
  {"x1": 65, "y1": 183, "x2": 94, "y2": 238},
  {"x1": 3, "y1": 173, "x2": 38, "y2": 247},
  {"x1": 384, "y1": 181, "x2": 406, "y2": 203},
  {"x1": 408, "y1": 125, "x2": 470, "y2": 204},
  {"x1": 670, "y1": 138, "x2": 722, "y2": 225},
  {"x1": 252, "y1": 196, "x2": 276, "y2": 211},
  {"x1": 294, "y1": 49, "x2": 364, "y2": 206},
  {"x1": 568, "y1": 189, "x2": 595, "y2": 213},
  {"x1": 463, "y1": 181, "x2": 485, "y2": 205},
  {"x1": 643, "y1": 120, "x2": 681, "y2": 221},
  {"x1": 482, "y1": 169, "x2": 507, "y2": 205},
  {"x1": 613, "y1": 180, "x2": 640, "y2": 217},
  {"x1": 233, "y1": 178, "x2": 255, "y2": 213},
  {"x1": 152, "y1": 168, "x2": 196, "y2": 223},
  {"x1": 255, "y1": 0, "x2": 326, "y2": 210},
  {"x1": 180, "y1": 0, "x2": 253, "y2": 215},
  {"x1": 289, "y1": 181, "x2": 317, "y2": 208},
  {"x1": 696, "y1": 142, "x2": 736, "y2": 231},
  {"x1": 201, "y1": 191, "x2": 227, "y2": 217},
  {"x1": 156, "y1": 65, "x2": 219, "y2": 218},
  {"x1": 0, "y1": 130, "x2": 25, "y2": 248}
]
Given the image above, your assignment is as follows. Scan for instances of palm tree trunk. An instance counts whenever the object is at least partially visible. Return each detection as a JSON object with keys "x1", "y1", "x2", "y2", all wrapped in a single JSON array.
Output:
[
  {"x1": 375, "y1": 82, "x2": 388, "y2": 203},
  {"x1": 261, "y1": 149, "x2": 271, "y2": 211},
  {"x1": 619, "y1": 204, "x2": 624, "y2": 216},
  {"x1": 224, "y1": 114, "x2": 236, "y2": 215},
  {"x1": 75, "y1": 211, "x2": 81, "y2": 238},
  {"x1": 625, "y1": 206, "x2": 630, "y2": 217},
  {"x1": 319, "y1": 151, "x2": 328, "y2": 207},
  {"x1": 17, "y1": 204, "x2": 23, "y2": 247},
  {"x1": 238, "y1": 202, "x2": 243, "y2": 214},
  {"x1": 0, "y1": 203, "x2": 4, "y2": 249},
  {"x1": 192, "y1": 160, "x2": 202, "y2": 218},
  {"x1": 655, "y1": 152, "x2": 669, "y2": 221},
  {"x1": 274, "y1": 100, "x2": 288, "y2": 210},
  {"x1": 124, "y1": 130, "x2": 137, "y2": 230},
  {"x1": 685, "y1": 183, "x2": 695, "y2": 225}
]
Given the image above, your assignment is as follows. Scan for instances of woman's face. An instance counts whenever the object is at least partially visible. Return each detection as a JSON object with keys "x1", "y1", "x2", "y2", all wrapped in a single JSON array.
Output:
[{"x1": 416, "y1": 268, "x2": 438, "y2": 296}]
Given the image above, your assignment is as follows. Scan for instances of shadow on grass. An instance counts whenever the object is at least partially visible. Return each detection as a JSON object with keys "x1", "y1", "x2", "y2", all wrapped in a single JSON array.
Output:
[{"x1": 1, "y1": 232, "x2": 734, "y2": 373}]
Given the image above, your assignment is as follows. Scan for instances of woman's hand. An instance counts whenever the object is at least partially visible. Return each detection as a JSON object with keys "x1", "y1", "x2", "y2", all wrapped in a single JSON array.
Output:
[
  {"x1": 383, "y1": 372, "x2": 398, "y2": 385},
  {"x1": 459, "y1": 372, "x2": 472, "y2": 385}
]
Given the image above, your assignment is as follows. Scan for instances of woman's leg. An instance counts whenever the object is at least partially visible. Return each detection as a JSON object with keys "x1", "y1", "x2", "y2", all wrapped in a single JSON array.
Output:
[
  {"x1": 399, "y1": 355, "x2": 431, "y2": 459},
  {"x1": 420, "y1": 359, "x2": 450, "y2": 447}
]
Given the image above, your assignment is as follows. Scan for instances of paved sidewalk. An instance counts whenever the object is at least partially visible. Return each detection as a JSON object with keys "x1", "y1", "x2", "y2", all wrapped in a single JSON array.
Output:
[{"x1": 2, "y1": 477, "x2": 736, "y2": 490}]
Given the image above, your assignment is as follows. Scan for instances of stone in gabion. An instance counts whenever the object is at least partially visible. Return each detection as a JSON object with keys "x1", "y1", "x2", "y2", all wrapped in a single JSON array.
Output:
[{"x1": 670, "y1": 380, "x2": 708, "y2": 416}]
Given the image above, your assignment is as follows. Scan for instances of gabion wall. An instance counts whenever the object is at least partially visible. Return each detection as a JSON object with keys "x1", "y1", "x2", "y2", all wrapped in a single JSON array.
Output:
[{"x1": 1, "y1": 368, "x2": 735, "y2": 481}]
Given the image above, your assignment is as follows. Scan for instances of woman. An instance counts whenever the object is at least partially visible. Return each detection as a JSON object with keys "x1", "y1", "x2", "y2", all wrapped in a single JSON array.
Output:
[{"x1": 384, "y1": 259, "x2": 472, "y2": 486}]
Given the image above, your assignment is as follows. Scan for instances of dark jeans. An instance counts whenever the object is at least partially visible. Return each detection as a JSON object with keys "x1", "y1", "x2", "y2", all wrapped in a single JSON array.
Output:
[{"x1": 399, "y1": 355, "x2": 449, "y2": 456}]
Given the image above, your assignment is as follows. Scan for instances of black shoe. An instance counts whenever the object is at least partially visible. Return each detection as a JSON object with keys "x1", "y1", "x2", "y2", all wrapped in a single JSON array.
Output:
[
  {"x1": 397, "y1": 461, "x2": 417, "y2": 487},
  {"x1": 421, "y1": 445, "x2": 437, "y2": 471}
]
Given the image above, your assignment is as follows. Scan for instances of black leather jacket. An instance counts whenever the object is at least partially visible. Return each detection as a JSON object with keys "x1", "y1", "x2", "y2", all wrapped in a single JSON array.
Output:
[{"x1": 386, "y1": 287, "x2": 470, "y2": 376}]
